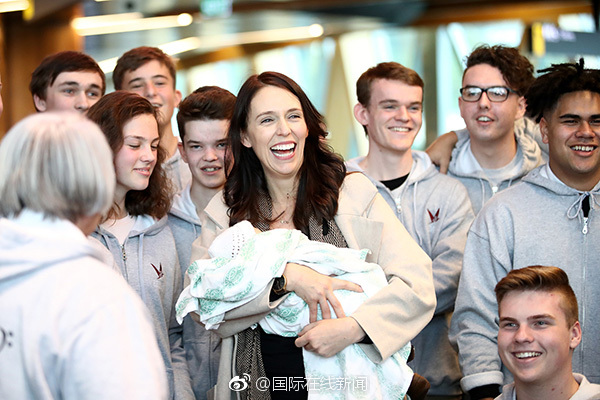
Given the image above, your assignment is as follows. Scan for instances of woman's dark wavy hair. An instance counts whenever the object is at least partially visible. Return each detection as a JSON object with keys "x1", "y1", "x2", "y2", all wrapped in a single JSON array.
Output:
[
  {"x1": 87, "y1": 91, "x2": 173, "y2": 220},
  {"x1": 526, "y1": 58, "x2": 600, "y2": 123},
  {"x1": 225, "y1": 71, "x2": 346, "y2": 230}
]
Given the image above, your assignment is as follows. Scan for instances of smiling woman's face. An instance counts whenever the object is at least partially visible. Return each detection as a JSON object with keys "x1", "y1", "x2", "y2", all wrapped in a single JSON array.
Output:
[{"x1": 242, "y1": 85, "x2": 308, "y2": 184}]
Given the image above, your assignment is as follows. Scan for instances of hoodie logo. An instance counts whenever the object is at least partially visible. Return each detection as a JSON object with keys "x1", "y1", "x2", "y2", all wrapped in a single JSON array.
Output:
[
  {"x1": 151, "y1": 263, "x2": 164, "y2": 279},
  {"x1": 427, "y1": 209, "x2": 440, "y2": 223}
]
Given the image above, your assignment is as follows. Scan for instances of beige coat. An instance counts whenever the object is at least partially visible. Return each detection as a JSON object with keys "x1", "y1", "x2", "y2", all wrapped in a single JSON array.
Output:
[{"x1": 190, "y1": 172, "x2": 436, "y2": 399}]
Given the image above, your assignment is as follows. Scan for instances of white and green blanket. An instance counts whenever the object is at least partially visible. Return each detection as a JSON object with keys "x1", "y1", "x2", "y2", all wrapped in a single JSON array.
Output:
[{"x1": 176, "y1": 221, "x2": 413, "y2": 399}]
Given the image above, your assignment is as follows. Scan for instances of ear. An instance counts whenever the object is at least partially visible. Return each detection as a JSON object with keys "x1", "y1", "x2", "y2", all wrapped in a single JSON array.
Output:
[
  {"x1": 178, "y1": 142, "x2": 188, "y2": 163},
  {"x1": 515, "y1": 96, "x2": 526, "y2": 120},
  {"x1": 540, "y1": 117, "x2": 550, "y2": 144},
  {"x1": 569, "y1": 321, "x2": 582, "y2": 350},
  {"x1": 174, "y1": 89, "x2": 182, "y2": 108},
  {"x1": 353, "y1": 103, "x2": 370, "y2": 127},
  {"x1": 33, "y1": 94, "x2": 47, "y2": 112},
  {"x1": 241, "y1": 131, "x2": 252, "y2": 148}
]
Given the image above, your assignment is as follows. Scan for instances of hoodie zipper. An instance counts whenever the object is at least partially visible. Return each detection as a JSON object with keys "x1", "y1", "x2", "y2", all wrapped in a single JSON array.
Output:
[
  {"x1": 121, "y1": 243, "x2": 127, "y2": 263},
  {"x1": 583, "y1": 217, "x2": 589, "y2": 235}
]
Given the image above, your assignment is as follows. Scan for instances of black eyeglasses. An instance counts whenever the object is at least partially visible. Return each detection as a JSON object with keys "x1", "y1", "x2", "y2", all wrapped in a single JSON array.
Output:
[{"x1": 460, "y1": 86, "x2": 518, "y2": 102}]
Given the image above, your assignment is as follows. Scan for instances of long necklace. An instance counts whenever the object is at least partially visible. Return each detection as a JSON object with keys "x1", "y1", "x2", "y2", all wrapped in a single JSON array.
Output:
[{"x1": 276, "y1": 192, "x2": 294, "y2": 225}]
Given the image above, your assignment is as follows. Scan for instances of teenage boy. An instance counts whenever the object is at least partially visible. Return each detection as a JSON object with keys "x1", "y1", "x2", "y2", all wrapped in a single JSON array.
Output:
[
  {"x1": 428, "y1": 45, "x2": 544, "y2": 214},
  {"x1": 29, "y1": 50, "x2": 105, "y2": 113},
  {"x1": 113, "y1": 46, "x2": 190, "y2": 192},
  {"x1": 168, "y1": 86, "x2": 235, "y2": 400},
  {"x1": 347, "y1": 62, "x2": 474, "y2": 399},
  {"x1": 494, "y1": 266, "x2": 600, "y2": 400},
  {"x1": 450, "y1": 59, "x2": 600, "y2": 400}
]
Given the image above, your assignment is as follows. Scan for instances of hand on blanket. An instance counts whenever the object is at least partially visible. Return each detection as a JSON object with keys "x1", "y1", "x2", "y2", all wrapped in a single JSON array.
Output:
[
  {"x1": 295, "y1": 317, "x2": 365, "y2": 358},
  {"x1": 284, "y1": 262, "x2": 363, "y2": 323}
]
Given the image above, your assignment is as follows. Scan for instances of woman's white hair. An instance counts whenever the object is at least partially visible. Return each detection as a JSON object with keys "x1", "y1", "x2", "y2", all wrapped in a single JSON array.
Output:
[{"x1": 0, "y1": 112, "x2": 115, "y2": 222}]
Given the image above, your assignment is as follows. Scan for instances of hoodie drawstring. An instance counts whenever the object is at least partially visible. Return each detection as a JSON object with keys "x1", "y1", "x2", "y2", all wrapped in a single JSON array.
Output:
[
  {"x1": 567, "y1": 193, "x2": 593, "y2": 234},
  {"x1": 138, "y1": 233, "x2": 147, "y2": 301}
]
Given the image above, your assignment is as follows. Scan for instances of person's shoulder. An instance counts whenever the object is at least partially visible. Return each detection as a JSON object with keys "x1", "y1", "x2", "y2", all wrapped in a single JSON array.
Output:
[{"x1": 341, "y1": 172, "x2": 378, "y2": 197}]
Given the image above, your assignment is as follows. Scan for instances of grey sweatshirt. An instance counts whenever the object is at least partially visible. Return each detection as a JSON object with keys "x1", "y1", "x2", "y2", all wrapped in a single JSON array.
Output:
[
  {"x1": 92, "y1": 215, "x2": 194, "y2": 400},
  {"x1": 450, "y1": 165, "x2": 600, "y2": 392},
  {"x1": 347, "y1": 150, "x2": 474, "y2": 396},
  {"x1": 496, "y1": 374, "x2": 600, "y2": 400},
  {"x1": 449, "y1": 118, "x2": 545, "y2": 214},
  {"x1": 168, "y1": 185, "x2": 221, "y2": 400},
  {"x1": 0, "y1": 211, "x2": 168, "y2": 400}
]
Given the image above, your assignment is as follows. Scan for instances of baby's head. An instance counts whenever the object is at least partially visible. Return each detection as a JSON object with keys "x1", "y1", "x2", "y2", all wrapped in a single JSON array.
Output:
[{"x1": 209, "y1": 220, "x2": 259, "y2": 259}]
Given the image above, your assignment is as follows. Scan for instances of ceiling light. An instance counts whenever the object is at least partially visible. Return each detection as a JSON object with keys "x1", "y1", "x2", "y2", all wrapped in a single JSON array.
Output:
[
  {"x1": 72, "y1": 12, "x2": 194, "y2": 36},
  {"x1": 0, "y1": 0, "x2": 28, "y2": 13},
  {"x1": 98, "y1": 23, "x2": 325, "y2": 73}
]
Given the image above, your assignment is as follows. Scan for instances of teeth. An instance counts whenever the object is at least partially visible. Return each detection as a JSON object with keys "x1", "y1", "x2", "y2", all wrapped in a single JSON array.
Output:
[
  {"x1": 572, "y1": 145, "x2": 595, "y2": 152},
  {"x1": 203, "y1": 167, "x2": 219, "y2": 172},
  {"x1": 477, "y1": 116, "x2": 492, "y2": 122},
  {"x1": 271, "y1": 144, "x2": 295, "y2": 151},
  {"x1": 390, "y1": 127, "x2": 409, "y2": 132},
  {"x1": 515, "y1": 352, "x2": 542, "y2": 359}
]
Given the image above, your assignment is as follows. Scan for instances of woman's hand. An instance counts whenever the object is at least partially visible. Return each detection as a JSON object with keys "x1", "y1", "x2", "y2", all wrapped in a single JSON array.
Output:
[
  {"x1": 283, "y1": 262, "x2": 362, "y2": 323},
  {"x1": 295, "y1": 317, "x2": 366, "y2": 358}
]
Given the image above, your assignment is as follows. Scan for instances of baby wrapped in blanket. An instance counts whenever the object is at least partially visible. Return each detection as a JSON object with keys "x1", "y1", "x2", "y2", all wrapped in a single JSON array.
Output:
[{"x1": 176, "y1": 221, "x2": 414, "y2": 399}]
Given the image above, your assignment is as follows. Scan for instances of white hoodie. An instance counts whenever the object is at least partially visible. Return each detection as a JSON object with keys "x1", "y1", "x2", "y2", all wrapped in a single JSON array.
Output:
[{"x1": 0, "y1": 211, "x2": 168, "y2": 400}]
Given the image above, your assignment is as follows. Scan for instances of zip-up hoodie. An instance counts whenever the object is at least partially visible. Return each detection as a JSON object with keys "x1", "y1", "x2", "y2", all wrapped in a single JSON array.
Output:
[
  {"x1": 92, "y1": 215, "x2": 194, "y2": 400},
  {"x1": 347, "y1": 150, "x2": 474, "y2": 396},
  {"x1": 449, "y1": 118, "x2": 544, "y2": 214},
  {"x1": 168, "y1": 185, "x2": 221, "y2": 400},
  {"x1": 0, "y1": 211, "x2": 168, "y2": 400},
  {"x1": 450, "y1": 165, "x2": 600, "y2": 392}
]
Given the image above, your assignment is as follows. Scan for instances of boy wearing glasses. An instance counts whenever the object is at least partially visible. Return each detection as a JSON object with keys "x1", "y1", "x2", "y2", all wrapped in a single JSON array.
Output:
[
  {"x1": 445, "y1": 45, "x2": 544, "y2": 214},
  {"x1": 450, "y1": 59, "x2": 600, "y2": 400}
]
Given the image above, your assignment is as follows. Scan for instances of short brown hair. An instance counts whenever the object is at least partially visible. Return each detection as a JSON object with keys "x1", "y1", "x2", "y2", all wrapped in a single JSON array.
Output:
[
  {"x1": 113, "y1": 46, "x2": 177, "y2": 90},
  {"x1": 356, "y1": 61, "x2": 424, "y2": 107},
  {"x1": 177, "y1": 86, "x2": 236, "y2": 142},
  {"x1": 29, "y1": 51, "x2": 106, "y2": 103},
  {"x1": 464, "y1": 45, "x2": 534, "y2": 96},
  {"x1": 86, "y1": 91, "x2": 173, "y2": 220},
  {"x1": 495, "y1": 266, "x2": 579, "y2": 326}
]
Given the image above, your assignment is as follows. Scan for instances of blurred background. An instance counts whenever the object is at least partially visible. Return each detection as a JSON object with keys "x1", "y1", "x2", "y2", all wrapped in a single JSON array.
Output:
[{"x1": 0, "y1": 0, "x2": 598, "y2": 158}]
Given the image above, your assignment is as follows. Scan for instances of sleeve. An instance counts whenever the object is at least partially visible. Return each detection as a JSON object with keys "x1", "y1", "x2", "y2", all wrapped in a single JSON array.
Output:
[
  {"x1": 429, "y1": 182, "x2": 474, "y2": 315},
  {"x1": 349, "y1": 191, "x2": 436, "y2": 362},
  {"x1": 62, "y1": 281, "x2": 169, "y2": 400},
  {"x1": 449, "y1": 205, "x2": 515, "y2": 392},
  {"x1": 168, "y1": 249, "x2": 195, "y2": 400}
]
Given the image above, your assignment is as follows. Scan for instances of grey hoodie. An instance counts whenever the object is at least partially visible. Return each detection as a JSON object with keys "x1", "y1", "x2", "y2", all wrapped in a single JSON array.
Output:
[
  {"x1": 0, "y1": 211, "x2": 168, "y2": 400},
  {"x1": 347, "y1": 150, "x2": 474, "y2": 396},
  {"x1": 92, "y1": 215, "x2": 194, "y2": 400},
  {"x1": 449, "y1": 118, "x2": 545, "y2": 214},
  {"x1": 450, "y1": 165, "x2": 600, "y2": 392},
  {"x1": 168, "y1": 185, "x2": 221, "y2": 400}
]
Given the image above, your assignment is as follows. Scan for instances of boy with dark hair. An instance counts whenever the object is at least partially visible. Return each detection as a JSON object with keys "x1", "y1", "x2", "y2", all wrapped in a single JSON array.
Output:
[
  {"x1": 347, "y1": 61, "x2": 474, "y2": 399},
  {"x1": 450, "y1": 59, "x2": 600, "y2": 400},
  {"x1": 168, "y1": 86, "x2": 235, "y2": 400},
  {"x1": 427, "y1": 45, "x2": 544, "y2": 214},
  {"x1": 114, "y1": 46, "x2": 190, "y2": 192},
  {"x1": 29, "y1": 50, "x2": 105, "y2": 113},
  {"x1": 494, "y1": 266, "x2": 600, "y2": 400}
]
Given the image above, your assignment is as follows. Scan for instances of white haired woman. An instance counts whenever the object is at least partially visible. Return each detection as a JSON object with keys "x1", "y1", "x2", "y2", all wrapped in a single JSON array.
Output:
[{"x1": 0, "y1": 112, "x2": 168, "y2": 400}]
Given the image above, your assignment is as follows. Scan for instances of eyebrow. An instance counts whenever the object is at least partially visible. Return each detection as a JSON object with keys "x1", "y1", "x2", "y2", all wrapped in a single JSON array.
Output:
[
  {"x1": 379, "y1": 99, "x2": 422, "y2": 106},
  {"x1": 125, "y1": 135, "x2": 159, "y2": 142},
  {"x1": 127, "y1": 74, "x2": 169, "y2": 85},
  {"x1": 255, "y1": 108, "x2": 302, "y2": 120}
]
